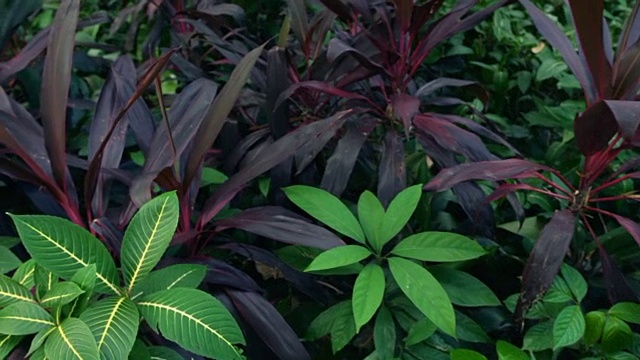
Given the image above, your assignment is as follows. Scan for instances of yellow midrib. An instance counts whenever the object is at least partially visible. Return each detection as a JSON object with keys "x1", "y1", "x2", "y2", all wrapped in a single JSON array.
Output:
[
  {"x1": 59, "y1": 324, "x2": 83, "y2": 359},
  {"x1": 97, "y1": 297, "x2": 126, "y2": 351},
  {"x1": 0, "y1": 315, "x2": 54, "y2": 325}
]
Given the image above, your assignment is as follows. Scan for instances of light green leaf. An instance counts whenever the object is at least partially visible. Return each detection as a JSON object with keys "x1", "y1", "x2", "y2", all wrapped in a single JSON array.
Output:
[
  {"x1": 80, "y1": 297, "x2": 139, "y2": 360},
  {"x1": 560, "y1": 264, "x2": 587, "y2": 302},
  {"x1": 523, "y1": 321, "x2": 553, "y2": 351},
  {"x1": 305, "y1": 245, "x2": 371, "y2": 272},
  {"x1": 357, "y1": 191, "x2": 385, "y2": 251},
  {"x1": 283, "y1": 185, "x2": 366, "y2": 243},
  {"x1": 45, "y1": 318, "x2": 99, "y2": 360},
  {"x1": 584, "y1": 310, "x2": 606, "y2": 346},
  {"x1": 201, "y1": 167, "x2": 228, "y2": 187},
  {"x1": 131, "y1": 264, "x2": 207, "y2": 300},
  {"x1": 8, "y1": 214, "x2": 120, "y2": 295},
  {"x1": 450, "y1": 349, "x2": 487, "y2": 360},
  {"x1": 0, "y1": 334, "x2": 23, "y2": 359},
  {"x1": 138, "y1": 288, "x2": 244, "y2": 360},
  {"x1": 27, "y1": 326, "x2": 56, "y2": 357},
  {"x1": 610, "y1": 302, "x2": 640, "y2": 324},
  {"x1": 430, "y1": 267, "x2": 500, "y2": 307},
  {"x1": 381, "y1": 184, "x2": 422, "y2": 245},
  {"x1": 496, "y1": 340, "x2": 528, "y2": 360},
  {"x1": 0, "y1": 273, "x2": 35, "y2": 306},
  {"x1": 40, "y1": 282, "x2": 85, "y2": 309},
  {"x1": 404, "y1": 317, "x2": 437, "y2": 346},
  {"x1": 148, "y1": 346, "x2": 184, "y2": 360},
  {"x1": 373, "y1": 306, "x2": 395, "y2": 359},
  {"x1": 388, "y1": 257, "x2": 455, "y2": 337},
  {"x1": 352, "y1": 263, "x2": 385, "y2": 333},
  {"x1": 0, "y1": 302, "x2": 54, "y2": 335},
  {"x1": 0, "y1": 245, "x2": 21, "y2": 274},
  {"x1": 121, "y1": 191, "x2": 179, "y2": 294},
  {"x1": 553, "y1": 305, "x2": 585, "y2": 349},
  {"x1": 306, "y1": 300, "x2": 351, "y2": 339},
  {"x1": 12, "y1": 259, "x2": 36, "y2": 288},
  {"x1": 601, "y1": 316, "x2": 633, "y2": 353},
  {"x1": 390, "y1": 232, "x2": 486, "y2": 262}
]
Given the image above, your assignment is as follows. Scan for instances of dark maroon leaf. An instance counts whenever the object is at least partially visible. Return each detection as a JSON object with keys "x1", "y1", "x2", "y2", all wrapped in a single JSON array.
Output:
[
  {"x1": 610, "y1": 213, "x2": 640, "y2": 247},
  {"x1": 574, "y1": 101, "x2": 618, "y2": 155},
  {"x1": 515, "y1": 209, "x2": 575, "y2": 326},
  {"x1": 285, "y1": 0, "x2": 309, "y2": 46},
  {"x1": 266, "y1": 48, "x2": 291, "y2": 139},
  {"x1": 275, "y1": 80, "x2": 374, "y2": 110},
  {"x1": 390, "y1": 94, "x2": 420, "y2": 136},
  {"x1": 90, "y1": 217, "x2": 123, "y2": 254},
  {"x1": 452, "y1": 182, "x2": 495, "y2": 238},
  {"x1": 216, "y1": 206, "x2": 345, "y2": 249},
  {"x1": 195, "y1": 258, "x2": 263, "y2": 292},
  {"x1": 327, "y1": 38, "x2": 387, "y2": 74},
  {"x1": 196, "y1": 2, "x2": 245, "y2": 21},
  {"x1": 198, "y1": 111, "x2": 351, "y2": 227},
  {"x1": 318, "y1": 0, "x2": 352, "y2": 21},
  {"x1": 618, "y1": 0, "x2": 640, "y2": 54},
  {"x1": 20, "y1": 183, "x2": 67, "y2": 218},
  {"x1": 597, "y1": 242, "x2": 638, "y2": 304},
  {"x1": 444, "y1": 114, "x2": 520, "y2": 155},
  {"x1": 613, "y1": 42, "x2": 640, "y2": 99},
  {"x1": 486, "y1": 183, "x2": 543, "y2": 202},
  {"x1": 424, "y1": 159, "x2": 548, "y2": 192},
  {"x1": 519, "y1": 0, "x2": 597, "y2": 104},
  {"x1": 604, "y1": 19, "x2": 614, "y2": 66},
  {"x1": 377, "y1": 129, "x2": 406, "y2": 206},
  {"x1": 604, "y1": 100, "x2": 640, "y2": 139},
  {"x1": 294, "y1": 117, "x2": 343, "y2": 174},
  {"x1": 226, "y1": 289, "x2": 311, "y2": 360},
  {"x1": 414, "y1": 77, "x2": 477, "y2": 97},
  {"x1": 410, "y1": 0, "x2": 445, "y2": 35},
  {"x1": 224, "y1": 128, "x2": 271, "y2": 174}
]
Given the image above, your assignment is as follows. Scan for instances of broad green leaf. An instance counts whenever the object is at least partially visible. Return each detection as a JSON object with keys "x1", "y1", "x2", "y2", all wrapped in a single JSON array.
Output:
[
  {"x1": 584, "y1": 310, "x2": 606, "y2": 346},
  {"x1": 68, "y1": 265, "x2": 97, "y2": 316},
  {"x1": 283, "y1": 185, "x2": 366, "y2": 243},
  {"x1": 40, "y1": 282, "x2": 85, "y2": 309},
  {"x1": 35, "y1": 264, "x2": 57, "y2": 300},
  {"x1": 430, "y1": 268, "x2": 500, "y2": 307},
  {"x1": 0, "y1": 273, "x2": 35, "y2": 306},
  {"x1": 276, "y1": 245, "x2": 362, "y2": 275},
  {"x1": 45, "y1": 318, "x2": 99, "y2": 360},
  {"x1": 450, "y1": 349, "x2": 487, "y2": 360},
  {"x1": 456, "y1": 311, "x2": 491, "y2": 343},
  {"x1": 30, "y1": 346, "x2": 46, "y2": 360},
  {"x1": 388, "y1": 257, "x2": 455, "y2": 336},
  {"x1": 329, "y1": 305, "x2": 357, "y2": 354},
  {"x1": 148, "y1": 346, "x2": 183, "y2": 360},
  {"x1": 0, "y1": 334, "x2": 23, "y2": 359},
  {"x1": 121, "y1": 191, "x2": 179, "y2": 294},
  {"x1": 373, "y1": 306, "x2": 395, "y2": 359},
  {"x1": 523, "y1": 320, "x2": 553, "y2": 351},
  {"x1": 610, "y1": 302, "x2": 640, "y2": 324},
  {"x1": 9, "y1": 214, "x2": 120, "y2": 295},
  {"x1": 496, "y1": 340, "x2": 528, "y2": 360},
  {"x1": 404, "y1": 317, "x2": 437, "y2": 346},
  {"x1": 80, "y1": 297, "x2": 139, "y2": 360},
  {"x1": 381, "y1": 184, "x2": 422, "y2": 244},
  {"x1": 0, "y1": 245, "x2": 21, "y2": 273},
  {"x1": 12, "y1": 259, "x2": 36, "y2": 288},
  {"x1": 138, "y1": 288, "x2": 244, "y2": 360},
  {"x1": 306, "y1": 300, "x2": 351, "y2": 339},
  {"x1": 560, "y1": 264, "x2": 587, "y2": 302},
  {"x1": 357, "y1": 191, "x2": 385, "y2": 251},
  {"x1": 390, "y1": 232, "x2": 486, "y2": 262},
  {"x1": 27, "y1": 326, "x2": 56, "y2": 357},
  {"x1": 305, "y1": 245, "x2": 371, "y2": 272},
  {"x1": 131, "y1": 264, "x2": 207, "y2": 300},
  {"x1": 601, "y1": 316, "x2": 633, "y2": 353},
  {"x1": 352, "y1": 263, "x2": 385, "y2": 332},
  {"x1": 0, "y1": 302, "x2": 54, "y2": 335},
  {"x1": 553, "y1": 305, "x2": 585, "y2": 349}
]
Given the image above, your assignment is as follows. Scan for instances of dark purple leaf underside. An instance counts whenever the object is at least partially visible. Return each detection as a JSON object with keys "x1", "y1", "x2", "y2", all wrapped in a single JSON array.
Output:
[
  {"x1": 603, "y1": 19, "x2": 614, "y2": 66},
  {"x1": 327, "y1": 38, "x2": 387, "y2": 73},
  {"x1": 573, "y1": 101, "x2": 618, "y2": 155},
  {"x1": 597, "y1": 242, "x2": 638, "y2": 304},
  {"x1": 90, "y1": 217, "x2": 123, "y2": 255},
  {"x1": 604, "y1": 100, "x2": 640, "y2": 138},
  {"x1": 519, "y1": 0, "x2": 597, "y2": 105},
  {"x1": 485, "y1": 183, "x2": 543, "y2": 203},
  {"x1": 198, "y1": 111, "x2": 351, "y2": 227},
  {"x1": 226, "y1": 289, "x2": 311, "y2": 360},
  {"x1": 266, "y1": 48, "x2": 291, "y2": 139},
  {"x1": 613, "y1": 42, "x2": 640, "y2": 99},
  {"x1": 413, "y1": 2, "x2": 472, "y2": 64},
  {"x1": 568, "y1": 0, "x2": 610, "y2": 97},
  {"x1": 377, "y1": 128, "x2": 406, "y2": 206},
  {"x1": 452, "y1": 182, "x2": 495, "y2": 238},
  {"x1": 195, "y1": 258, "x2": 262, "y2": 292},
  {"x1": 611, "y1": 213, "x2": 640, "y2": 248},
  {"x1": 318, "y1": 0, "x2": 352, "y2": 21},
  {"x1": 618, "y1": 0, "x2": 640, "y2": 53},
  {"x1": 424, "y1": 159, "x2": 548, "y2": 192},
  {"x1": 275, "y1": 80, "x2": 372, "y2": 110},
  {"x1": 294, "y1": 117, "x2": 342, "y2": 175},
  {"x1": 40, "y1": 0, "x2": 79, "y2": 189},
  {"x1": 515, "y1": 209, "x2": 575, "y2": 326},
  {"x1": 414, "y1": 77, "x2": 476, "y2": 97},
  {"x1": 224, "y1": 129, "x2": 270, "y2": 174},
  {"x1": 285, "y1": 0, "x2": 309, "y2": 46},
  {"x1": 215, "y1": 206, "x2": 345, "y2": 249},
  {"x1": 390, "y1": 94, "x2": 420, "y2": 137},
  {"x1": 444, "y1": 114, "x2": 520, "y2": 155}
]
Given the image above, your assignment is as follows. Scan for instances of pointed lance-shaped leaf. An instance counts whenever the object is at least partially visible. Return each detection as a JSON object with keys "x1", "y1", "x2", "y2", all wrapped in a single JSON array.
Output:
[
  {"x1": 45, "y1": 318, "x2": 99, "y2": 360},
  {"x1": 378, "y1": 129, "x2": 406, "y2": 206},
  {"x1": 0, "y1": 302, "x2": 54, "y2": 335}
]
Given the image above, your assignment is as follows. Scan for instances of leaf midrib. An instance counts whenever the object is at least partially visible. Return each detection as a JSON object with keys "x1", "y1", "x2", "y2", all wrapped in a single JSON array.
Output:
[
  {"x1": 97, "y1": 297, "x2": 126, "y2": 351},
  {"x1": 0, "y1": 316, "x2": 54, "y2": 325}
]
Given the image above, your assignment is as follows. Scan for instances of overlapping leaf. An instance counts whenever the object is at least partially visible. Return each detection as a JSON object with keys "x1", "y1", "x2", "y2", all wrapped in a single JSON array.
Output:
[
  {"x1": 80, "y1": 297, "x2": 139, "y2": 360},
  {"x1": 0, "y1": 302, "x2": 54, "y2": 335},
  {"x1": 0, "y1": 274, "x2": 34, "y2": 306},
  {"x1": 45, "y1": 318, "x2": 99, "y2": 360},
  {"x1": 131, "y1": 264, "x2": 207, "y2": 299}
]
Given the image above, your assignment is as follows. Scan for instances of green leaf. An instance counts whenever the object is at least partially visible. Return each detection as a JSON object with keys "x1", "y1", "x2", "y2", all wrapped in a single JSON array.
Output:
[
  {"x1": 329, "y1": 305, "x2": 357, "y2": 354},
  {"x1": 357, "y1": 191, "x2": 385, "y2": 251},
  {"x1": 381, "y1": 184, "x2": 422, "y2": 245},
  {"x1": 283, "y1": 185, "x2": 366, "y2": 243},
  {"x1": 27, "y1": 326, "x2": 56, "y2": 357},
  {"x1": 45, "y1": 318, "x2": 99, "y2": 360},
  {"x1": 450, "y1": 349, "x2": 487, "y2": 360},
  {"x1": 305, "y1": 245, "x2": 371, "y2": 272},
  {"x1": 80, "y1": 297, "x2": 139, "y2": 360},
  {"x1": 131, "y1": 264, "x2": 207, "y2": 300},
  {"x1": 560, "y1": 264, "x2": 587, "y2": 302},
  {"x1": 373, "y1": 306, "x2": 395, "y2": 359},
  {"x1": 553, "y1": 305, "x2": 585, "y2": 349},
  {"x1": 138, "y1": 288, "x2": 244, "y2": 360},
  {"x1": 35, "y1": 264, "x2": 57, "y2": 300},
  {"x1": 610, "y1": 302, "x2": 640, "y2": 324},
  {"x1": 430, "y1": 267, "x2": 500, "y2": 307},
  {"x1": 306, "y1": 300, "x2": 351, "y2": 339},
  {"x1": 390, "y1": 232, "x2": 486, "y2": 262},
  {"x1": 352, "y1": 263, "x2": 385, "y2": 333},
  {"x1": 40, "y1": 282, "x2": 85, "y2": 309},
  {"x1": 128, "y1": 338, "x2": 151, "y2": 360},
  {"x1": 12, "y1": 259, "x2": 36, "y2": 288},
  {"x1": 456, "y1": 311, "x2": 491, "y2": 343},
  {"x1": 201, "y1": 167, "x2": 228, "y2": 187},
  {"x1": 0, "y1": 273, "x2": 35, "y2": 306},
  {"x1": 0, "y1": 302, "x2": 54, "y2": 335},
  {"x1": 536, "y1": 58, "x2": 568, "y2": 82},
  {"x1": 8, "y1": 214, "x2": 120, "y2": 295},
  {"x1": 584, "y1": 310, "x2": 606, "y2": 346},
  {"x1": 388, "y1": 257, "x2": 455, "y2": 337},
  {"x1": 68, "y1": 265, "x2": 97, "y2": 316},
  {"x1": 121, "y1": 191, "x2": 180, "y2": 294},
  {"x1": 523, "y1": 321, "x2": 553, "y2": 351},
  {"x1": 405, "y1": 317, "x2": 437, "y2": 346},
  {"x1": 496, "y1": 340, "x2": 528, "y2": 360},
  {"x1": 148, "y1": 346, "x2": 184, "y2": 360},
  {"x1": 601, "y1": 316, "x2": 633, "y2": 353},
  {"x1": 0, "y1": 236, "x2": 20, "y2": 249},
  {"x1": 0, "y1": 334, "x2": 23, "y2": 359},
  {"x1": 0, "y1": 245, "x2": 21, "y2": 274}
]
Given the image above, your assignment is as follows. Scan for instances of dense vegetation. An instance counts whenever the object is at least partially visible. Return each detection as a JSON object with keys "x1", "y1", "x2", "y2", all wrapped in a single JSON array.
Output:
[{"x1": 1, "y1": 0, "x2": 640, "y2": 359}]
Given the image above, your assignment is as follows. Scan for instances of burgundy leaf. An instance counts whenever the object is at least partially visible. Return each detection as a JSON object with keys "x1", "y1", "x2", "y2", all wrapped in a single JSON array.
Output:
[
  {"x1": 414, "y1": 77, "x2": 477, "y2": 97},
  {"x1": 390, "y1": 94, "x2": 420, "y2": 136},
  {"x1": 610, "y1": 213, "x2": 640, "y2": 247},
  {"x1": 424, "y1": 159, "x2": 548, "y2": 192},
  {"x1": 90, "y1": 217, "x2": 123, "y2": 255},
  {"x1": 410, "y1": 0, "x2": 445, "y2": 37},
  {"x1": 604, "y1": 19, "x2": 614, "y2": 66},
  {"x1": 266, "y1": 48, "x2": 291, "y2": 139},
  {"x1": 294, "y1": 115, "x2": 343, "y2": 174},
  {"x1": 377, "y1": 129, "x2": 406, "y2": 206},
  {"x1": 613, "y1": 42, "x2": 640, "y2": 99},
  {"x1": 573, "y1": 101, "x2": 618, "y2": 155},
  {"x1": 195, "y1": 257, "x2": 263, "y2": 292},
  {"x1": 515, "y1": 209, "x2": 575, "y2": 326},
  {"x1": 444, "y1": 114, "x2": 520, "y2": 155},
  {"x1": 485, "y1": 183, "x2": 542, "y2": 202},
  {"x1": 604, "y1": 99, "x2": 640, "y2": 139},
  {"x1": 452, "y1": 182, "x2": 495, "y2": 238},
  {"x1": 196, "y1": 3, "x2": 245, "y2": 21},
  {"x1": 618, "y1": 0, "x2": 640, "y2": 54},
  {"x1": 394, "y1": 0, "x2": 414, "y2": 32},
  {"x1": 318, "y1": 0, "x2": 352, "y2": 21},
  {"x1": 224, "y1": 128, "x2": 271, "y2": 174},
  {"x1": 215, "y1": 206, "x2": 345, "y2": 249},
  {"x1": 275, "y1": 80, "x2": 374, "y2": 110},
  {"x1": 327, "y1": 38, "x2": 387, "y2": 74},
  {"x1": 285, "y1": 0, "x2": 309, "y2": 46},
  {"x1": 597, "y1": 242, "x2": 638, "y2": 304}
]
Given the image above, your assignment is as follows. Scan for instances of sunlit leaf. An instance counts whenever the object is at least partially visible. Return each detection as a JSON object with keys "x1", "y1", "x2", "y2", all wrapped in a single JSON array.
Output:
[
  {"x1": 391, "y1": 232, "x2": 486, "y2": 262},
  {"x1": 352, "y1": 263, "x2": 385, "y2": 332},
  {"x1": 553, "y1": 305, "x2": 585, "y2": 349},
  {"x1": 305, "y1": 245, "x2": 371, "y2": 272}
]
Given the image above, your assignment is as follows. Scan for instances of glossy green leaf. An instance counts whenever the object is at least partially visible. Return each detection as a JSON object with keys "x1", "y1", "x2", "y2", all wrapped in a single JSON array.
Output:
[
  {"x1": 381, "y1": 184, "x2": 422, "y2": 244},
  {"x1": 27, "y1": 326, "x2": 56, "y2": 357},
  {"x1": 352, "y1": 263, "x2": 385, "y2": 333},
  {"x1": 357, "y1": 190, "x2": 385, "y2": 250},
  {"x1": 610, "y1": 302, "x2": 640, "y2": 324},
  {"x1": 584, "y1": 310, "x2": 606, "y2": 346},
  {"x1": 553, "y1": 305, "x2": 585, "y2": 349},
  {"x1": 388, "y1": 257, "x2": 455, "y2": 336},
  {"x1": 40, "y1": 282, "x2": 85, "y2": 309},
  {"x1": 456, "y1": 311, "x2": 491, "y2": 343},
  {"x1": 0, "y1": 302, "x2": 54, "y2": 335},
  {"x1": 283, "y1": 185, "x2": 366, "y2": 243},
  {"x1": 0, "y1": 245, "x2": 21, "y2": 274},
  {"x1": 45, "y1": 318, "x2": 99, "y2": 360},
  {"x1": 0, "y1": 273, "x2": 35, "y2": 306},
  {"x1": 404, "y1": 317, "x2": 437, "y2": 346},
  {"x1": 601, "y1": 316, "x2": 633, "y2": 353},
  {"x1": 9, "y1": 214, "x2": 120, "y2": 295},
  {"x1": 12, "y1": 259, "x2": 36, "y2": 288},
  {"x1": 560, "y1": 264, "x2": 587, "y2": 302},
  {"x1": 306, "y1": 300, "x2": 351, "y2": 339},
  {"x1": 122, "y1": 191, "x2": 179, "y2": 294},
  {"x1": 0, "y1": 334, "x2": 23, "y2": 359},
  {"x1": 450, "y1": 349, "x2": 487, "y2": 360},
  {"x1": 496, "y1": 340, "x2": 528, "y2": 360},
  {"x1": 138, "y1": 288, "x2": 244, "y2": 360},
  {"x1": 35, "y1": 265, "x2": 57, "y2": 300},
  {"x1": 131, "y1": 264, "x2": 207, "y2": 300},
  {"x1": 305, "y1": 245, "x2": 371, "y2": 272},
  {"x1": 523, "y1": 320, "x2": 553, "y2": 351},
  {"x1": 390, "y1": 232, "x2": 486, "y2": 262},
  {"x1": 373, "y1": 306, "x2": 396, "y2": 359},
  {"x1": 430, "y1": 267, "x2": 500, "y2": 307},
  {"x1": 80, "y1": 297, "x2": 139, "y2": 360}
]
